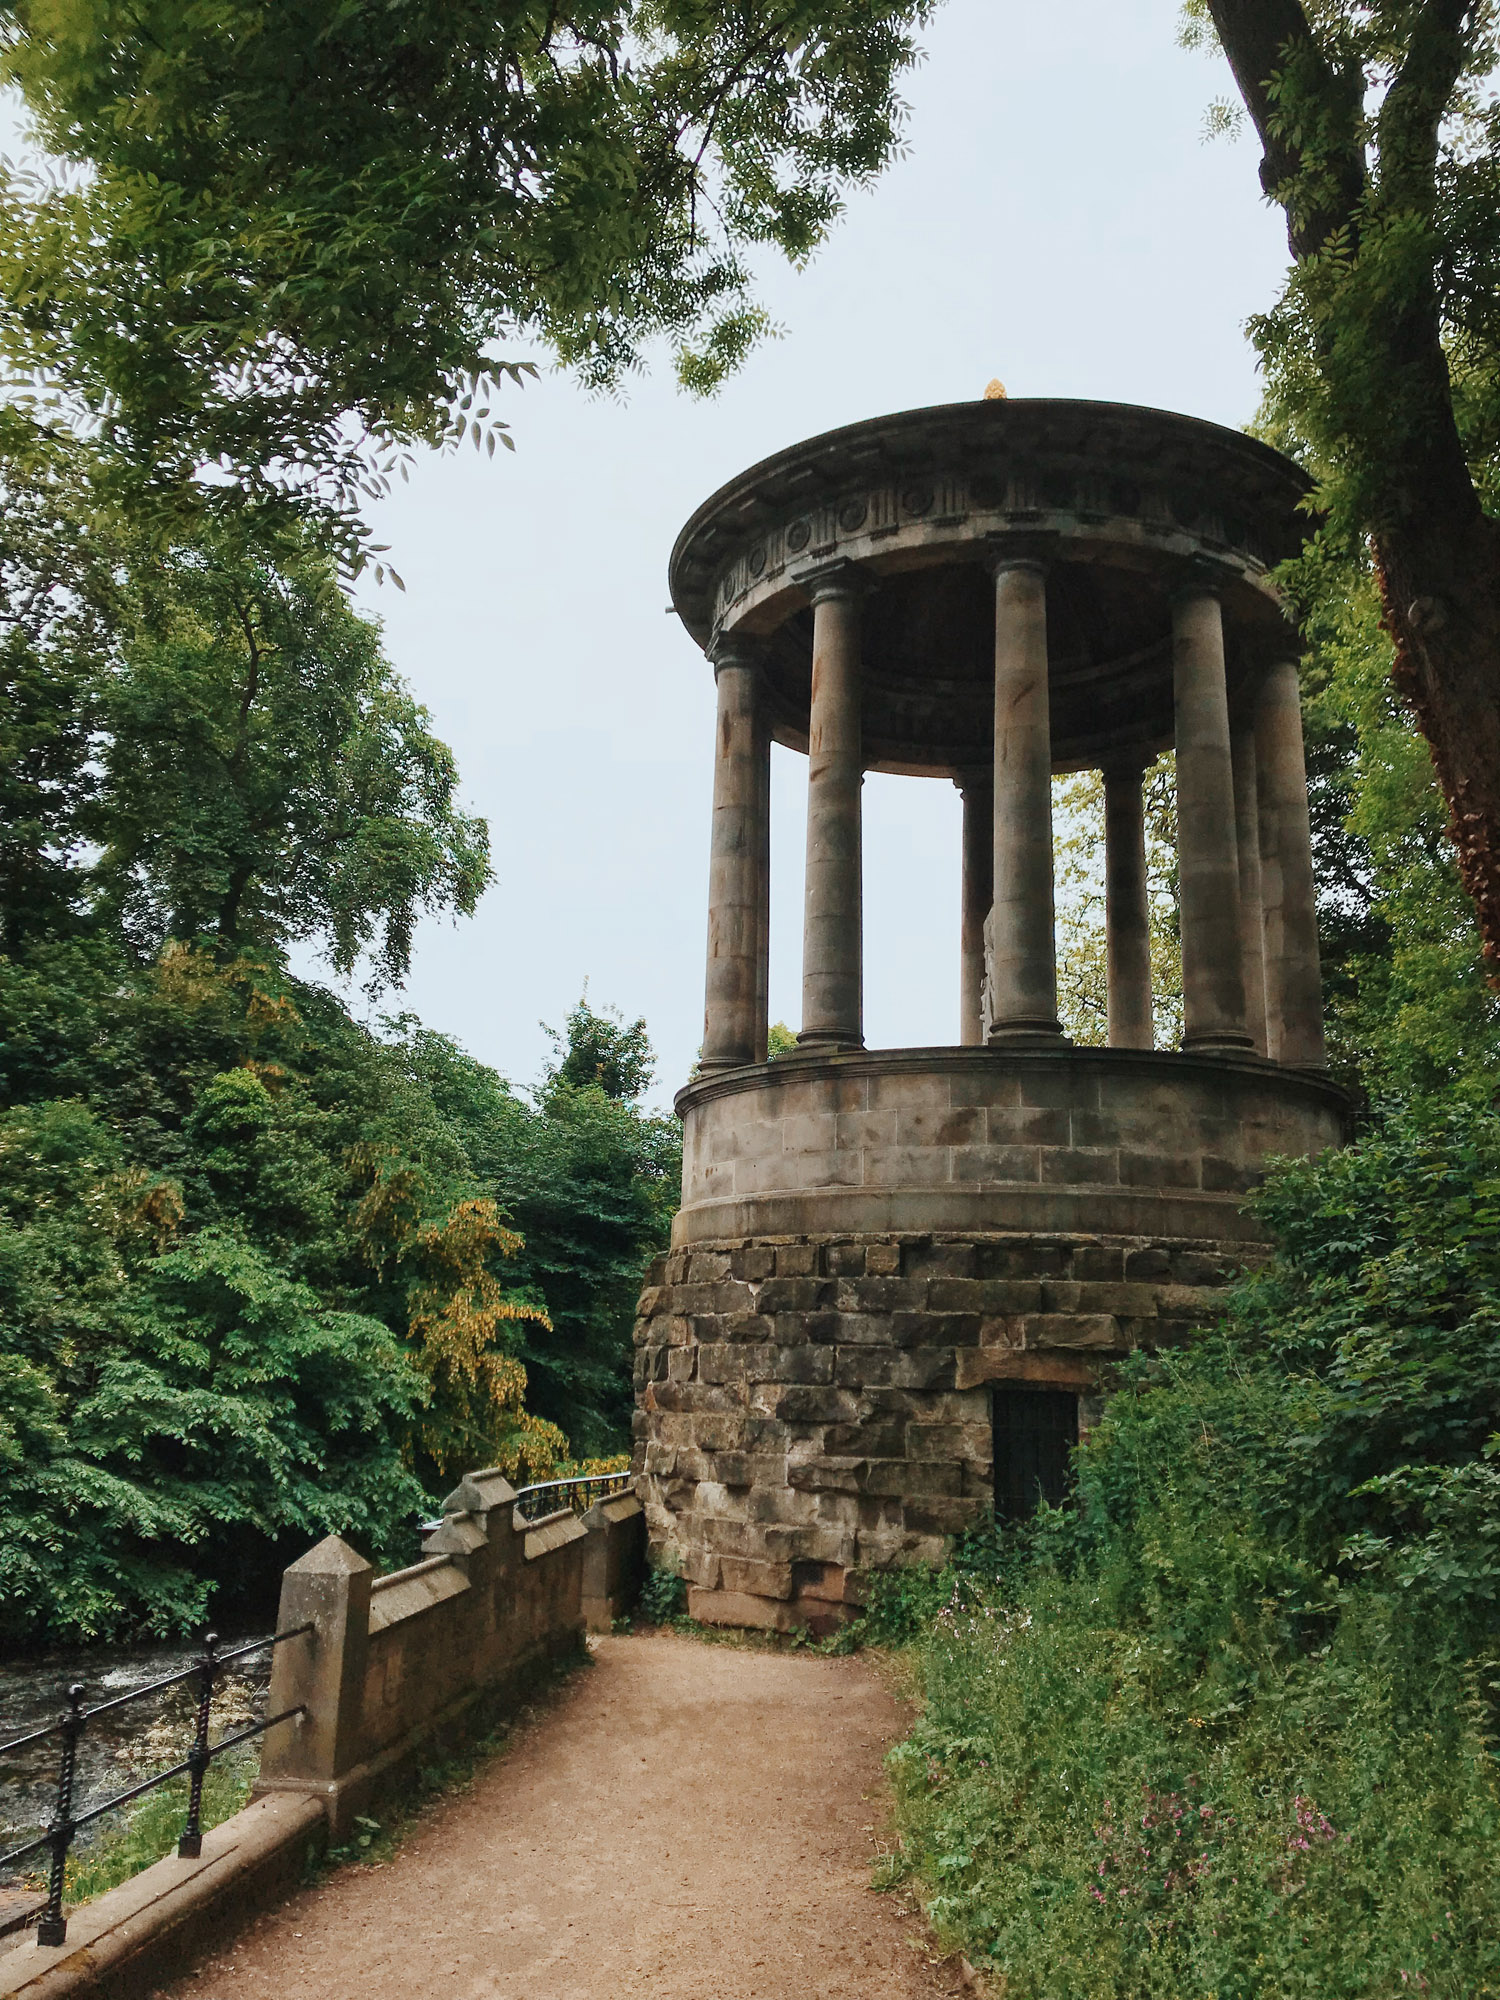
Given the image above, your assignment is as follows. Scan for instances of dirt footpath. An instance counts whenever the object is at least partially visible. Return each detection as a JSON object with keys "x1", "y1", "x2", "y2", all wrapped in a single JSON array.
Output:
[{"x1": 158, "y1": 1632, "x2": 964, "y2": 2000}]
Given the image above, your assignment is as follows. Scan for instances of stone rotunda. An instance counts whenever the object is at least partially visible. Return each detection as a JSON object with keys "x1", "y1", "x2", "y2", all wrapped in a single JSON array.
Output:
[{"x1": 633, "y1": 397, "x2": 1349, "y2": 1632}]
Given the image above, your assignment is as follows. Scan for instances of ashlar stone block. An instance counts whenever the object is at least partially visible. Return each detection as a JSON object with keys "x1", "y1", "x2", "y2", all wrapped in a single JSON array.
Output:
[{"x1": 641, "y1": 1037, "x2": 1343, "y2": 1631}]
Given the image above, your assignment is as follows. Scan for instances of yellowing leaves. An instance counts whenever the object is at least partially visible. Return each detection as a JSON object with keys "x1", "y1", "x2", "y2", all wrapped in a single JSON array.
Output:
[{"x1": 354, "y1": 1154, "x2": 564, "y2": 1482}]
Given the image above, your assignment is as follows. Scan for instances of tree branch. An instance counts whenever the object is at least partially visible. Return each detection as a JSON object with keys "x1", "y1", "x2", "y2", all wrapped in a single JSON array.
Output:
[
  {"x1": 1377, "y1": 0, "x2": 1473, "y2": 213},
  {"x1": 1206, "y1": 0, "x2": 1366, "y2": 257}
]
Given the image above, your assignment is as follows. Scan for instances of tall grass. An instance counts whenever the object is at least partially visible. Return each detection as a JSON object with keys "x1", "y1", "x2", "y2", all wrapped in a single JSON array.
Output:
[
  {"x1": 875, "y1": 1099, "x2": 1500, "y2": 1998},
  {"x1": 884, "y1": 1547, "x2": 1499, "y2": 1996}
]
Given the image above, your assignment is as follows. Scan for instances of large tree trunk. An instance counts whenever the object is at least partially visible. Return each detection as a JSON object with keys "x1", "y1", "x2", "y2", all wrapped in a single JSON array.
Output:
[
  {"x1": 1377, "y1": 512, "x2": 1500, "y2": 967},
  {"x1": 1208, "y1": 0, "x2": 1500, "y2": 970}
]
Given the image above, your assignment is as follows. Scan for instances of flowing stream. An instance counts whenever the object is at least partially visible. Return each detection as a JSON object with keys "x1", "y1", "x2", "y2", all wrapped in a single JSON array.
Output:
[{"x1": 0, "y1": 1637, "x2": 272, "y2": 1889}]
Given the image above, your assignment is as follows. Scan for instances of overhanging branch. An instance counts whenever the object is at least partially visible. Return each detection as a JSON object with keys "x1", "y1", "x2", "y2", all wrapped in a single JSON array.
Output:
[{"x1": 1206, "y1": 0, "x2": 1366, "y2": 257}]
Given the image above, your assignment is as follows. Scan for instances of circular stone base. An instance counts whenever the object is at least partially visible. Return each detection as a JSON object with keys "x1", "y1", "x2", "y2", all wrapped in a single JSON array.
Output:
[{"x1": 634, "y1": 1048, "x2": 1347, "y2": 1632}]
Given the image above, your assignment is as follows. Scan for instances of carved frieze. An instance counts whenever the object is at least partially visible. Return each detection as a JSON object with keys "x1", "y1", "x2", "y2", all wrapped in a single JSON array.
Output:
[{"x1": 707, "y1": 458, "x2": 1274, "y2": 631}]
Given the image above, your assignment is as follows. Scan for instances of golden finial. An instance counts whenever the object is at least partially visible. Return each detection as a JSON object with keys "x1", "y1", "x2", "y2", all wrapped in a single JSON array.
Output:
[{"x1": 983, "y1": 378, "x2": 1008, "y2": 401}]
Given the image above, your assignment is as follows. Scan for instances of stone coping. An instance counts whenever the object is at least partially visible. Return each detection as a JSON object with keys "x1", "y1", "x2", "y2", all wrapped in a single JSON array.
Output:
[
  {"x1": 670, "y1": 1187, "x2": 1268, "y2": 1247},
  {"x1": 675, "y1": 1042, "x2": 1350, "y2": 1120},
  {"x1": 0, "y1": 1795, "x2": 322, "y2": 2000},
  {"x1": 668, "y1": 398, "x2": 1311, "y2": 650},
  {"x1": 671, "y1": 1045, "x2": 1349, "y2": 1248}
]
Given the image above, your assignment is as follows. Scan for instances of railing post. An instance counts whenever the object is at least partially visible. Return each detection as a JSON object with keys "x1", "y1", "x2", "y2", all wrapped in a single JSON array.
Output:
[
  {"x1": 36, "y1": 1685, "x2": 84, "y2": 1946},
  {"x1": 177, "y1": 1631, "x2": 217, "y2": 1859}
]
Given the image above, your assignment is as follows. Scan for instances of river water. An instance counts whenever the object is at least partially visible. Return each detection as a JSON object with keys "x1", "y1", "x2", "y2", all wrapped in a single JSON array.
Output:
[{"x1": 0, "y1": 1637, "x2": 272, "y2": 1888}]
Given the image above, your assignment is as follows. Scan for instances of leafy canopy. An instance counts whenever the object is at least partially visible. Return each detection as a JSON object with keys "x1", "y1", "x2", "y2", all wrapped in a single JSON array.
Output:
[
  {"x1": 92, "y1": 522, "x2": 491, "y2": 991},
  {"x1": 393, "y1": 1001, "x2": 680, "y2": 1461},
  {"x1": 0, "y1": 407, "x2": 678, "y2": 1639},
  {"x1": 0, "y1": 413, "x2": 119, "y2": 952},
  {"x1": 1052, "y1": 758, "x2": 1182, "y2": 1050},
  {"x1": 1182, "y1": 0, "x2": 1500, "y2": 967},
  {"x1": 0, "y1": 945, "x2": 676, "y2": 1639},
  {"x1": 1291, "y1": 547, "x2": 1500, "y2": 1090},
  {"x1": 541, "y1": 992, "x2": 656, "y2": 1102},
  {"x1": 0, "y1": 0, "x2": 934, "y2": 566}
]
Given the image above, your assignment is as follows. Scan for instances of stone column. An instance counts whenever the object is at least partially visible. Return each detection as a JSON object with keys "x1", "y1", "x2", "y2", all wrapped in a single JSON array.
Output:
[
  {"x1": 957, "y1": 771, "x2": 993, "y2": 1046},
  {"x1": 1230, "y1": 711, "x2": 1269, "y2": 1055},
  {"x1": 1256, "y1": 657, "x2": 1326, "y2": 1067},
  {"x1": 799, "y1": 567, "x2": 865, "y2": 1050},
  {"x1": 753, "y1": 704, "x2": 772, "y2": 1063},
  {"x1": 1172, "y1": 584, "x2": 1252, "y2": 1052},
  {"x1": 700, "y1": 639, "x2": 768, "y2": 1071},
  {"x1": 1103, "y1": 761, "x2": 1153, "y2": 1049},
  {"x1": 988, "y1": 558, "x2": 1063, "y2": 1040}
]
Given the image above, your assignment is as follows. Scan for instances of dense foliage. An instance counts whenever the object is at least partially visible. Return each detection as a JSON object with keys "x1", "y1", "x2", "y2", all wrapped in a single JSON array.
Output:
[
  {"x1": 871, "y1": 1097, "x2": 1500, "y2": 1997},
  {"x1": 0, "y1": 447, "x2": 676, "y2": 1644},
  {"x1": 386, "y1": 1005, "x2": 680, "y2": 1462},
  {"x1": 1053, "y1": 757, "x2": 1182, "y2": 1049},
  {"x1": 0, "y1": 935, "x2": 677, "y2": 1643},
  {"x1": 1293, "y1": 549, "x2": 1500, "y2": 1093}
]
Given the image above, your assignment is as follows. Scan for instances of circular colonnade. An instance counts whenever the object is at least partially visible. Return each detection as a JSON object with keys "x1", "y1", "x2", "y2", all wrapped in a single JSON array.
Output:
[{"x1": 634, "y1": 399, "x2": 1348, "y2": 1632}]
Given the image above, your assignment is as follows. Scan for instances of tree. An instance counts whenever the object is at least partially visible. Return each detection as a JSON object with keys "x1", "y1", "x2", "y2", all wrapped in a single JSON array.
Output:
[
  {"x1": 0, "y1": 0, "x2": 935, "y2": 567},
  {"x1": 1186, "y1": 1, "x2": 1500, "y2": 969},
  {"x1": 0, "y1": 943, "x2": 665, "y2": 1636},
  {"x1": 92, "y1": 524, "x2": 490, "y2": 991},
  {"x1": 542, "y1": 993, "x2": 656, "y2": 1101},
  {"x1": 0, "y1": 1094, "x2": 430, "y2": 1641},
  {"x1": 0, "y1": 416, "x2": 119, "y2": 951},
  {"x1": 394, "y1": 1002, "x2": 681, "y2": 1460},
  {"x1": 352, "y1": 1151, "x2": 566, "y2": 1484},
  {"x1": 1295, "y1": 554, "x2": 1500, "y2": 1089},
  {"x1": 497, "y1": 1079, "x2": 680, "y2": 1458}
]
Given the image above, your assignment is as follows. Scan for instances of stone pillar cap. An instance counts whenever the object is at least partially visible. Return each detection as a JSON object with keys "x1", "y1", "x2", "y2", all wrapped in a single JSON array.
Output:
[
  {"x1": 441, "y1": 1467, "x2": 518, "y2": 1516},
  {"x1": 791, "y1": 556, "x2": 868, "y2": 602},
  {"x1": 284, "y1": 1535, "x2": 373, "y2": 1577}
]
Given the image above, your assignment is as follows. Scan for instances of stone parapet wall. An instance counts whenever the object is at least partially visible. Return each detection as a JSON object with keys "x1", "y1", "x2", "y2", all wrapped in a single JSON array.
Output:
[
  {"x1": 581, "y1": 1491, "x2": 648, "y2": 1633},
  {"x1": 259, "y1": 1469, "x2": 642, "y2": 1836},
  {"x1": 673, "y1": 1046, "x2": 1348, "y2": 1247},
  {"x1": 633, "y1": 1224, "x2": 1245, "y2": 1634},
  {"x1": 0, "y1": 1480, "x2": 646, "y2": 2000}
]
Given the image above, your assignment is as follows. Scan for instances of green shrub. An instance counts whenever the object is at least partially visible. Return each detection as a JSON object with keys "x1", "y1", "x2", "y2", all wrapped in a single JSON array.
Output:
[
  {"x1": 55, "y1": 1749, "x2": 258, "y2": 1907},
  {"x1": 637, "y1": 1564, "x2": 687, "y2": 1625},
  {"x1": 890, "y1": 1575, "x2": 1500, "y2": 1998},
  {"x1": 884, "y1": 1099, "x2": 1500, "y2": 1997}
]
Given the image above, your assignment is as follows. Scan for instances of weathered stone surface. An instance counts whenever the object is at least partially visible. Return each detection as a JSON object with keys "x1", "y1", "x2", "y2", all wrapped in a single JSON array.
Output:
[
  {"x1": 634, "y1": 1216, "x2": 1262, "y2": 1627},
  {"x1": 1020, "y1": 1312, "x2": 1123, "y2": 1349},
  {"x1": 639, "y1": 1047, "x2": 1348, "y2": 1632},
  {"x1": 718, "y1": 1556, "x2": 794, "y2": 1600},
  {"x1": 775, "y1": 1243, "x2": 821, "y2": 1276}
]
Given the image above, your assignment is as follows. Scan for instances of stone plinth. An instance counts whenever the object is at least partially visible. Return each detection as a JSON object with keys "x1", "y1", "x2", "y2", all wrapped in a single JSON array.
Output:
[{"x1": 634, "y1": 1047, "x2": 1346, "y2": 1633}]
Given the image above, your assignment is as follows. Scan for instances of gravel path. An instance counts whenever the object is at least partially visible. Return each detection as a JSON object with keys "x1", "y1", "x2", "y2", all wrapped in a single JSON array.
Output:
[{"x1": 158, "y1": 1632, "x2": 964, "y2": 2000}]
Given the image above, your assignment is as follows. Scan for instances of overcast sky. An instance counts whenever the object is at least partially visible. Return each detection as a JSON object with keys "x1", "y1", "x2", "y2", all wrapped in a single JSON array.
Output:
[{"x1": 334, "y1": 0, "x2": 1288, "y2": 1108}]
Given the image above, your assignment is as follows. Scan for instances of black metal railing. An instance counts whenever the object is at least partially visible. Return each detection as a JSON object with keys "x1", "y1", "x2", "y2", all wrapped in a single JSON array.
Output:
[
  {"x1": 513, "y1": 1470, "x2": 633, "y2": 1523},
  {"x1": 0, "y1": 1626, "x2": 311, "y2": 1947}
]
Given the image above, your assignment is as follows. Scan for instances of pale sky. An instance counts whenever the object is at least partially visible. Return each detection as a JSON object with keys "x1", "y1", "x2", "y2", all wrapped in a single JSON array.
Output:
[{"x1": 334, "y1": 0, "x2": 1288, "y2": 1108}]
